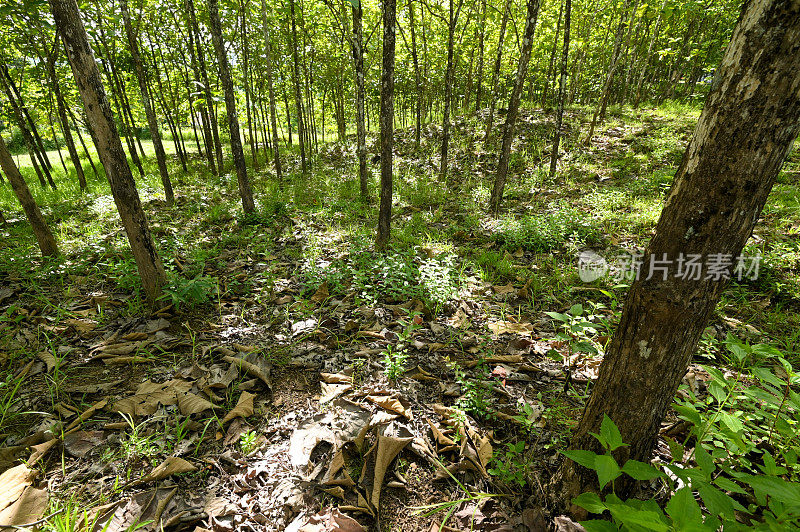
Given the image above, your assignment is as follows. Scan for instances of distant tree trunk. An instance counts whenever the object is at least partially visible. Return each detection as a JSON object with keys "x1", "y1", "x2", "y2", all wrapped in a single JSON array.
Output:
[
  {"x1": 376, "y1": 0, "x2": 396, "y2": 250},
  {"x1": 121, "y1": 0, "x2": 174, "y2": 205},
  {"x1": 559, "y1": 0, "x2": 800, "y2": 505},
  {"x1": 473, "y1": 0, "x2": 487, "y2": 112},
  {"x1": 439, "y1": 0, "x2": 461, "y2": 181},
  {"x1": 407, "y1": 0, "x2": 422, "y2": 148},
  {"x1": 2, "y1": 67, "x2": 53, "y2": 174},
  {"x1": 633, "y1": 0, "x2": 666, "y2": 108},
  {"x1": 185, "y1": 0, "x2": 217, "y2": 174},
  {"x1": 262, "y1": 0, "x2": 282, "y2": 182},
  {"x1": 541, "y1": 0, "x2": 564, "y2": 109},
  {"x1": 208, "y1": 0, "x2": 256, "y2": 215},
  {"x1": 489, "y1": 0, "x2": 541, "y2": 213},
  {"x1": 289, "y1": 0, "x2": 308, "y2": 174},
  {"x1": 50, "y1": 0, "x2": 166, "y2": 303},
  {"x1": 483, "y1": 0, "x2": 511, "y2": 148},
  {"x1": 47, "y1": 43, "x2": 87, "y2": 190},
  {"x1": 0, "y1": 134, "x2": 58, "y2": 257},
  {"x1": 240, "y1": 1, "x2": 259, "y2": 170},
  {"x1": 549, "y1": 0, "x2": 571, "y2": 177},
  {"x1": 66, "y1": 105, "x2": 99, "y2": 179},
  {"x1": 584, "y1": 0, "x2": 633, "y2": 144},
  {"x1": 352, "y1": 0, "x2": 368, "y2": 199}
]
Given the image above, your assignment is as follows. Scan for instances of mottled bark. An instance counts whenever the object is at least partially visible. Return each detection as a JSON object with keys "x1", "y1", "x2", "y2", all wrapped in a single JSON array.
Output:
[
  {"x1": 50, "y1": 0, "x2": 166, "y2": 303},
  {"x1": 559, "y1": 0, "x2": 800, "y2": 506},
  {"x1": 549, "y1": 0, "x2": 571, "y2": 177},
  {"x1": 376, "y1": 0, "x2": 396, "y2": 251},
  {"x1": 121, "y1": 0, "x2": 174, "y2": 206},
  {"x1": 289, "y1": 0, "x2": 307, "y2": 174},
  {"x1": 208, "y1": 0, "x2": 256, "y2": 214},
  {"x1": 489, "y1": 0, "x2": 541, "y2": 213},
  {"x1": 0, "y1": 134, "x2": 58, "y2": 257}
]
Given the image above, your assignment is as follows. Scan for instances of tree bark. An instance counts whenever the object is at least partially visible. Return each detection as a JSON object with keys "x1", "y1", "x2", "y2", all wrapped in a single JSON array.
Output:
[
  {"x1": 559, "y1": 0, "x2": 800, "y2": 506},
  {"x1": 489, "y1": 0, "x2": 541, "y2": 213},
  {"x1": 549, "y1": 0, "x2": 570, "y2": 177},
  {"x1": 541, "y1": 0, "x2": 564, "y2": 109},
  {"x1": 208, "y1": 0, "x2": 256, "y2": 215},
  {"x1": 473, "y1": 0, "x2": 487, "y2": 112},
  {"x1": 121, "y1": 0, "x2": 174, "y2": 206},
  {"x1": 376, "y1": 0, "x2": 396, "y2": 251},
  {"x1": 50, "y1": 0, "x2": 166, "y2": 303},
  {"x1": 0, "y1": 134, "x2": 58, "y2": 257},
  {"x1": 439, "y1": 0, "x2": 461, "y2": 181},
  {"x1": 633, "y1": 0, "x2": 666, "y2": 108},
  {"x1": 289, "y1": 0, "x2": 308, "y2": 174}
]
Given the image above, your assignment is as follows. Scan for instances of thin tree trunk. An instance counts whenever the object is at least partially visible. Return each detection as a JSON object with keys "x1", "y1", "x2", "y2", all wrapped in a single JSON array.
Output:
[
  {"x1": 549, "y1": 0, "x2": 570, "y2": 177},
  {"x1": 262, "y1": 0, "x2": 282, "y2": 182},
  {"x1": 0, "y1": 134, "x2": 58, "y2": 257},
  {"x1": 50, "y1": 0, "x2": 166, "y2": 303},
  {"x1": 559, "y1": 0, "x2": 800, "y2": 505},
  {"x1": 376, "y1": 0, "x2": 396, "y2": 250},
  {"x1": 67, "y1": 105, "x2": 99, "y2": 178},
  {"x1": 633, "y1": 0, "x2": 666, "y2": 108},
  {"x1": 352, "y1": 0, "x2": 368, "y2": 199},
  {"x1": 474, "y1": 0, "x2": 487, "y2": 112},
  {"x1": 121, "y1": 0, "x2": 174, "y2": 205},
  {"x1": 208, "y1": 0, "x2": 256, "y2": 214},
  {"x1": 47, "y1": 43, "x2": 87, "y2": 190},
  {"x1": 489, "y1": 0, "x2": 541, "y2": 213},
  {"x1": 289, "y1": 0, "x2": 308, "y2": 174},
  {"x1": 241, "y1": 1, "x2": 259, "y2": 170},
  {"x1": 541, "y1": 0, "x2": 564, "y2": 109},
  {"x1": 439, "y1": 0, "x2": 462, "y2": 181},
  {"x1": 484, "y1": 0, "x2": 512, "y2": 148}
]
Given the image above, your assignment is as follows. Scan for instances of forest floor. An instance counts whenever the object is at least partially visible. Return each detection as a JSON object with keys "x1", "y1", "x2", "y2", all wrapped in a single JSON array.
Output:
[{"x1": 1, "y1": 103, "x2": 799, "y2": 531}]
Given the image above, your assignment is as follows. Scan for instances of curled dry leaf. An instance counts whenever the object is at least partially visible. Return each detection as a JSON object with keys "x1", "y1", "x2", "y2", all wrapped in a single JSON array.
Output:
[
  {"x1": 0, "y1": 464, "x2": 37, "y2": 514},
  {"x1": 221, "y1": 391, "x2": 255, "y2": 425},
  {"x1": 488, "y1": 321, "x2": 534, "y2": 336},
  {"x1": 0, "y1": 487, "x2": 48, "y2": 528},
  {"x1": 139, "y1": 457, "x2": 197, "y2": 483},
  {"x1": 365, "y1": 395, "x2": 412, "y2": 420},
  {"x1": 223, "y1": 355, "x2": 271, "y2": 389},
  {"x1": 287, "y1": 507, "x2": 366, "y2": 532}
]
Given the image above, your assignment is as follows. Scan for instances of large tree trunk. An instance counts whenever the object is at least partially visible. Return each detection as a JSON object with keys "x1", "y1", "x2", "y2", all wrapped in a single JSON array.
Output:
[
  {"x1": 559, "y1": 0, "x2": 800, "y2": 506},
  {"x1": 489, "y1": 0, "x2": 541, "y2": 213},
  {"x1": 289, "y1": 0, "x2": 308, "y2": 174},
  {"x1": 483, "y1": 0, "x2": 512, "y2": 148},
  {"x1": 50, "y1": 0, "x2": 166, "y2": 303},
  {"x1": 121, "y1": 0, "x2": 174, "y2": 206},
  {"x1": 262, "y1": 0, "x2": 282, "y2": 182},
  {"x1": 376, "y1": 0, "x2": 396, "y2": 250},
  {"x1": 0, "y1": 134, "x2": 59, "y2": 257},
  {"x1": 208, "y1": 0, "x2": 256, "y2": 215},
  {"x1": 352, "y1": 0, "x2": 368, "y2": 199},
  {"x1": 549, "y1": 0, "x2": 571, "y2": 177}
]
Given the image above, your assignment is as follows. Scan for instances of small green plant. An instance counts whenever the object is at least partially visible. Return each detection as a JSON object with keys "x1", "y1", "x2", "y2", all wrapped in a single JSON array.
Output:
[
  {"x1": 239, "y1": 430, "x2": 259, "y2": 455},
  {"x1": 383, "y1": 345, "x2": 409, "y2": 381},
  {"x1": 488, "y1": 441, "x2": 528, "y2": 487},
  {"x1": 161, "y1": 273, "x2": 217, "y2": 310},
  {"x1": 119, "y1": 413, "x2": 160, "y2": 465}
]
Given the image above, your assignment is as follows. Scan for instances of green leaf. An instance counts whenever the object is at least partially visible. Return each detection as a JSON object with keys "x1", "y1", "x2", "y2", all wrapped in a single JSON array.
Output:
[
  {"x1": 621, "y1": 459, "x2": 663, "y2": 481},
  {"x1": 569, "y1": 304, "x2": 584, "y2": 316},
  {"x1": 600, "y1": 415, "x2": 626, "y2": 451},
  {"x1": 561, "y1": 449, "x2": 597, "y2": 470},
  {"x1": 666, "y1": 487, "x2": 703, "y2": 528},
  {"x1": 694, "y1": 444, "x2": 715, "y2": 476},
  {"x1": 595, "y1": 454, "x2": 622, "y2": 490},
  {"x1": 674, "y1": 404, "x2": 701, "y2": 427},
  {"x1": 545, "y1": 311, "x2": 570, "y2": 323},
  {"x1": 718, "y1": 412, "x2": 744, "y2": 433},
  {"x1": 697, "y1": 481, "x2": 742, "y2": 520},
  {"x1": 572, "y1": 492, "x2": 606, "y2": 514},
  {"x1": 581, "y1": 520, "x2": 619, "y2": 532},
  {"x1": 742, "y1": 474, "x2": 800, "y2": 505},
  {"x1": 714, "y1": 476, "x2": 746, "y2": 495}
]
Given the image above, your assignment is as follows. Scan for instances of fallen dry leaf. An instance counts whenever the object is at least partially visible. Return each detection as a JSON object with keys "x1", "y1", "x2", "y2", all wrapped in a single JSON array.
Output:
[
  {"x1": 0, "y1": 487, "x2": 48, "y2": 528},
  {"x1": 221, "y1": 391, "x2": 255, "y2": 424},
  {"x1": 488, "y1": 321, "x2": 534, "y2": 336},
  {"x1": 139, "y1": 457, "x2": 197, "y2": 483}
]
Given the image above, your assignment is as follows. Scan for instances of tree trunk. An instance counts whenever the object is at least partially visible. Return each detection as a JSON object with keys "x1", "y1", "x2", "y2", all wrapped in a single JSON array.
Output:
[
  {"x1": 633, "y1": 0, "x2": 666, "y2": 108},
  {"x1": 241, "y1": 1, "x2": 259, "y2": 170},
  {"x1": 121, "y1": 0, "x2": 174, "y2": 205},
  {"x1": 47, "y1": 42, "x2": 87, "y2": 190},
  {"x1": 352, "y1": 0, "x2": 368, "y2": 199},
  {"x1": 489, "y1": 0, "x2": 541, "y2": 213},
  {"x1": 407, "y1": 0, "x2": 422, "y2": 148},
  {"x1": 483, "y1": 0, "x2": 512, "y2": 148},
  {"x1": 541, "y1": 0, "x2": 564, "y2": 109},
  {"x1": 559, "y1": 0, "x2": 800, "y2": 506},
  {"x1": 439, "y1": 0, "x2": 460, "y2": 181},
  {"x1": 549, "y1": 0, "x2": 570, "y2": 177},
  {"x1": 2, "y1": 66, "x2": 54, "y2": 174},
  {"x1": 50, "y1": 0, "x2": 166, "y2": 303},
  {"x1": 0, "y1": 134, "x2": 58, "y2": 257},
  {"x1": 208, "y1": 0, "x2": 256, "y2": 215},
  {"x1": 262, "y1": 0, "x2": 282, "y2": 182},
  {"x1": 376, "y1": 0, "x2": 396, "y2": 250},
  {"x1": 289, "y1": 0, "x2": 308, "y2": 174}
]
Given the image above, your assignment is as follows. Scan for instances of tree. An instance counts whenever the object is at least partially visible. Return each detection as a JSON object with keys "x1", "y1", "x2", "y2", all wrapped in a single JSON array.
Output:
[
  {"x1": 559, "y1": 0, "x2": 800, "y2": 504},
  {"x1": 549, "y1": 0, "x2": 571, "y2": 177},
  {"x1": 49, "y1": 0, "x2": 166, "y2": 303},
  {"x1": 262, "y1": 0, "x2": 282, "y2": 182},
  {"x1": 489, "y1": 0, "x2": 541, "y2": 213},
  {"x1": 0, "y1": 133, "x2": 58, "y2": 257},
  {"x1": 438, "y1": 0, "x2": 464, "y2": 182},
  {"x1": 120, "y1": 0, "x2": 175, "y2": 206},
  {"x1": 351, "y1": 0, "x2": 368, "y2": 199},
  {"x1": 376, "y1": 0, "x2": 396, "y2": 251},
  {"x1": 483, "y1": 0, "x2": 511, "y2": 148},
  {"x1": 289, "y1": 0, "x2": 308, "y2": 175},
  {"x1": 208, "y1": 0, "x2": 257, "y2": 215}
]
